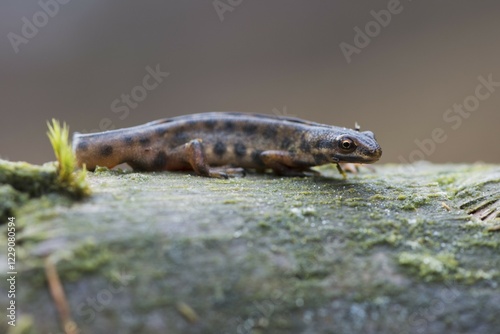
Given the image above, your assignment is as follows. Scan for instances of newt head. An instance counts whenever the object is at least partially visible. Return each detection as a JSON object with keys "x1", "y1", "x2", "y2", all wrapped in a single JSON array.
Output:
[
  {"x1": 332, "y1": 130, "x2": 382, "y2": 164},
  {"x1": 314, "y1": 129, "x2": 382, "y2": 164}
]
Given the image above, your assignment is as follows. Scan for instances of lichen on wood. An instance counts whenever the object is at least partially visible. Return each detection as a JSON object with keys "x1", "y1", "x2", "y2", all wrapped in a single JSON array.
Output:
[{"x1": 1, "y1": 163, "x2": 499, "y2": 334}]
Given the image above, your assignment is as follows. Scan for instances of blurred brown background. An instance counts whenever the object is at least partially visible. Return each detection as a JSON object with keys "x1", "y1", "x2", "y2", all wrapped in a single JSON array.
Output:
[{"x1": 1, "y1": 0, "x2": 499, "y2": 164}]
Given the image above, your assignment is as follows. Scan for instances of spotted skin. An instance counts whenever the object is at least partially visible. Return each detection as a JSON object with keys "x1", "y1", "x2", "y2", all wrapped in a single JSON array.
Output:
[{"x1": 73, "y1": 112, "x2": 382, "y2": 178}]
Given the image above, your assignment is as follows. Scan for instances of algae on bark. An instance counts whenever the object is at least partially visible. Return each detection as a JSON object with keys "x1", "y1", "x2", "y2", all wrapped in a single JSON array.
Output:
[{"x1": 1, "y1": 163, "x2": 500, "y2": 334}]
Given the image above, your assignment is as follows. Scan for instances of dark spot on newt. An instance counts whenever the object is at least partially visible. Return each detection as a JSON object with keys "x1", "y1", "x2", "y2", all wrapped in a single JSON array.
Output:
[
  {"x1": 139, "y1": 137, "x2": 151, "y2": 146},
  {"x1": 172, "y1": 125, "x2": 184, "y2": 134},
  {"x1": 123, "y1": 136, "x2": 134, "y2": 145},
  {"x1": 243, "y1": 124, "x2": 258, "y2": 135},
  {"x1": 155, "y1": 127, "x2": 167, "y2": 136},
  {"x1": 251, "y1": 150, "x2": 265, "y2": 167},
  {"x1": 77, "y1": 141, "x2": 88, "y2": 151},
  {"x1": 317, "y1": 139, "x2": 330, "y2": 149},
  {"x1": 234, "y1": 142, "x2": 247, "y2": 157},
  {"x1": 300, "y1": 137, "x2": 311, "y2": 153},
  {"x1": 280, "y1": 137, "x2": 292, "y2": 149},
  {"x1": 100, "y1": 145, "x2": 113, "y2": 157},
  {"x1": 205, "y1": 119, "x2": 217, "y2": 130},
  {"x1": 262, "y1": 126, "x2": 277, "y2": 139},
  {"x1": 153, "y1": 151, "x2": 167, "y2": 169},
  {"x1": 173, "y1": 129, "x2": 189, "y2": 145},
  {"x1": 213, "y1": 141, "x2": 227, "y2": 157},
  {"x1": 224, "y1": 121, "x2": 235, "y2": 131},
  {"x1": 185, "y1": 120, "x2": 198, "y2": 128},
  {"x1": 313, "y1": 153, "x2": 327, "y2": 164}
]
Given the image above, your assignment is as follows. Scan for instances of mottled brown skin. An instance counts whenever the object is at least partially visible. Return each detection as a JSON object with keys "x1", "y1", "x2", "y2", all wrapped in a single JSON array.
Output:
[{"x1": 73, "y1": 112, "x2": 382, "y2": 178}]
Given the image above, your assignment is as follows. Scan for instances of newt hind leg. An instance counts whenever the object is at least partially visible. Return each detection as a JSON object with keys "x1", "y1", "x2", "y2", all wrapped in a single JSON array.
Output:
[{"x1": 171, "y1": 139, "x2": 244, "y2": 178}]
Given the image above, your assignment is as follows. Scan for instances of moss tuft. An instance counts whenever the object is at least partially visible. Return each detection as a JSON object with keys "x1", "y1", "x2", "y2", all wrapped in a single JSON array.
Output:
[{"x1": 47, "y1": 119, "x2": 90, "y2": 198}]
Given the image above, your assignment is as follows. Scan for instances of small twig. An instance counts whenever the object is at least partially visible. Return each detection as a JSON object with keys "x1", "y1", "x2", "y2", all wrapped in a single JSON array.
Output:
[
  {"x1": 176, "y1": 301, "x2": 199, "y2": 323},
  {"x1": 441, "y1": 202, "x2": 452, "y2": 211},
  {"x1": 44, "y1": 257, "x2": 79, "y2": 334},
  {"x1": 487, "y1": 224, "x2": 500, "y2": 232}
]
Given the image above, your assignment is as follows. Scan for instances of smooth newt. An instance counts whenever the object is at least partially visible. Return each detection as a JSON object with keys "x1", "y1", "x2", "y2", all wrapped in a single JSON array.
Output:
[{"x1": 73, "y1": 112, "x2": 382, "y2": 178}]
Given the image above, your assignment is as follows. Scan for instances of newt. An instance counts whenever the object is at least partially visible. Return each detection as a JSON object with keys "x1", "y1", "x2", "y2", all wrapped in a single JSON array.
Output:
[{"x1": 73, "y1": 112, "x2": 382, "y2": 178}]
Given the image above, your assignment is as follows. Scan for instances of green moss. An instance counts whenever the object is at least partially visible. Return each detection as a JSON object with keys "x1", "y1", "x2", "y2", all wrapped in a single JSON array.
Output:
[
  {"x1": 343, "y1": 197, "x2": 367, "y2": 207},
  {"x1": 4, "y1": 164, "x2": 500, "y2": 333},
  {"x1": 258, "y1": 221, "x2": 272, "y2": 229},
  {"x1": 223, "y1": 199, "x2": 240, "y2": 204},
  {"x1": 436, "y1": 175, "x2": 458, "y2": 186},
  {"x1": 455, "y1": 268, "x2": 497, "y2": 284},
  {"x1": 47, "y1": 119, "x2": 90, "y2": 198},
  {"x1": 94, "y1": 166, "x2": 113, "y2": 174},
  {"x1": 459, "y1": 237, "x2": 500, "y2": 249},
  {"x1": 94, "y1": 165, "x2": 130, "y2": 175},
  {"x1": 369, "y1": 194, "x2": 387, "y2": 201},
  {"x1": 55, "y1": 239, "x2": 112, "y2": 281},
  {"x1": 0, "y1": 160, "x2": 58, "y2": 196},
  {"x1": 6, "y1": 315, "x2": 34, "y2": 334},
  {"x1": 398, "y1": 252, "x2": 458, "y2": 281},
  {"x1": 401, "y1": 202, "x2": 417, "y2": 211},
  {"x1": 0, "y1": 184, "x2": 29, "y2": 221},
  {"x1": 411, "y1": 195, "x2": 430, "y2": 207},
  {"x1": 47, "y1": 120, "x2": 74, "y2": 182}
]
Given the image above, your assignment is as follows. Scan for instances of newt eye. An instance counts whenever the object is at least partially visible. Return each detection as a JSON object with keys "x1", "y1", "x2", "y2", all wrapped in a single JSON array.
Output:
[{"x1": 339, "y1": 137, "x2": 356, "y2": 152}]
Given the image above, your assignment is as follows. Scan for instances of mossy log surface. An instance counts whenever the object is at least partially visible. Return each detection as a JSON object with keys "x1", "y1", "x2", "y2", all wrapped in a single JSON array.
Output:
[{"x1": 1, "y1": 163, "x2": 500, "y2": 334}]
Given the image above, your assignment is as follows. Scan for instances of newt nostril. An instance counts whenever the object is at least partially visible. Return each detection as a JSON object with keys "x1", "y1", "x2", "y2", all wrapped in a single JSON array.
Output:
[
  {"x1": 374, "y1": 147, "x2": 382, "y2": 155},
  {"x1": 368, "y1": 147, "x2": 382, "y2": 158}
]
